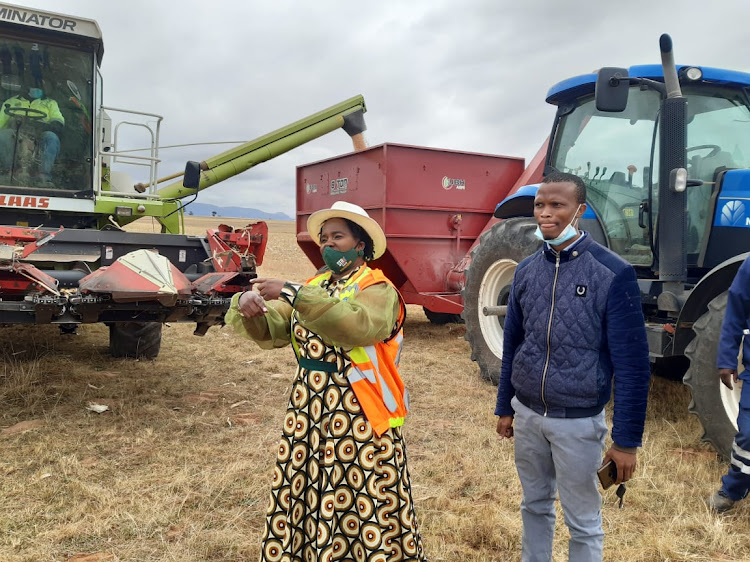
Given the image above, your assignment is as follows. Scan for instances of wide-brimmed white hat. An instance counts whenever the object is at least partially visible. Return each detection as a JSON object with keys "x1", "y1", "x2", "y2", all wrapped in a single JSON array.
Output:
[{"x1": 307, "y1": 201, "x2": 387, "y2": 260}]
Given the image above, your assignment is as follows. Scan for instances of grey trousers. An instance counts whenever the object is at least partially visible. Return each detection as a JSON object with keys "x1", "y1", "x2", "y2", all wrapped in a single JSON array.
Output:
[{"x1": 511, "y1": 396, "x2": 607, "y2": 562}]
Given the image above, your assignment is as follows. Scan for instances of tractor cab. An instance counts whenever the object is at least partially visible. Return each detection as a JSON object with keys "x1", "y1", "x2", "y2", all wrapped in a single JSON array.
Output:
[
  {"x1": 545, "y1": 65, "x2": 750, "y2": 275},
  {"x1": 0, "y1": 4, "x2": 100, "y2": 217}
]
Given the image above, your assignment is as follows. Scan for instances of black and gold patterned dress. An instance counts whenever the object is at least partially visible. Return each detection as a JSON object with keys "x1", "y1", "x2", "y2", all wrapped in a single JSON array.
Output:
[{"x1": 226, "y1": 269, "x2": 425, "y2": 562}]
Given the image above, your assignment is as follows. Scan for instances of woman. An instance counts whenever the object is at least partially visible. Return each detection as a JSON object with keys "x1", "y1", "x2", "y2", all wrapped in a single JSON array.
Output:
[{"x1": 225, "y1": 201, "x2": 425, "y2": 561}]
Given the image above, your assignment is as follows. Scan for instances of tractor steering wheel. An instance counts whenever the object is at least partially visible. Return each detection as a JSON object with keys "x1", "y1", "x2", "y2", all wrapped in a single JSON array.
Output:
[
  {"x1": 686, "y1": 144, "x2": 722, "y2": 158},
  {"x1": 4, "y1": 106, "x2": 47, "y2": 120}
]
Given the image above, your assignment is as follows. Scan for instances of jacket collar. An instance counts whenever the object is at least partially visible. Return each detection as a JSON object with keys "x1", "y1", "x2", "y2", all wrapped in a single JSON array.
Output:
[{"x1": 542, "y1": 232, "x2": 593, "y2": 263}]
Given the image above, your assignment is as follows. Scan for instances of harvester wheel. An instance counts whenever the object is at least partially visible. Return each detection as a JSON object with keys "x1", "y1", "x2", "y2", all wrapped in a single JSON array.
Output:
[
  {"x1": 462, "y1": 218, "x2": 541, "y2": 384},
  {"x1": 109, "y1": 322, "x2": 163, "y2": 359},
  {"x1": 684, "y1": 292, "x2": 742, "y2": 460},
  {"x1": 423, "y1": 307, "x2": 464, "y2": 325}
]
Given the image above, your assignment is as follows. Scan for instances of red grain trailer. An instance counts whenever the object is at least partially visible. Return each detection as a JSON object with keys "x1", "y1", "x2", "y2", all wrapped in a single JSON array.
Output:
[{"x1": 295, "y1": 142, "x2": 526, "y2": 320}]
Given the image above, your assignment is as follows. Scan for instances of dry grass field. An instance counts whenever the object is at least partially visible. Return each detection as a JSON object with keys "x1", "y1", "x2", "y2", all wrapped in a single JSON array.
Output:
[{"x1": 1, "y1": 216, "x2": 749, "y2": 561}]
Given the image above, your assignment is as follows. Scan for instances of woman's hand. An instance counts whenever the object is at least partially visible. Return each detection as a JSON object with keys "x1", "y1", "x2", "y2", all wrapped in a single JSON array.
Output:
[
  {"x1": 250, "y1": 278, "x2": 287, "y2": 301},
  {"x1": 237, "y1": 290, "x2": 268, "y2": 318}
]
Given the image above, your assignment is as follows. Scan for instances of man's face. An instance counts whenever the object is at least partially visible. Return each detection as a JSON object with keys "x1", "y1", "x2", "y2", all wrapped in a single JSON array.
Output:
[{"x1": 533, "y1": 181, "x2": 586, "y2": 240}]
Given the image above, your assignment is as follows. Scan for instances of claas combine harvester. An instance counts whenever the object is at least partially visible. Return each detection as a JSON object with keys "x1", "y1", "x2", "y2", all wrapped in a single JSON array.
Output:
[{"x1": 0, "y1": 3, "x2": 367, "y2": 358}]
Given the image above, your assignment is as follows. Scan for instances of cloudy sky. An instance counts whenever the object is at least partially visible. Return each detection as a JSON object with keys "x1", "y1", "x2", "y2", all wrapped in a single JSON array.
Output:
[{"x1": 12, "y1": 0, "x2": 750, "y2": 216}]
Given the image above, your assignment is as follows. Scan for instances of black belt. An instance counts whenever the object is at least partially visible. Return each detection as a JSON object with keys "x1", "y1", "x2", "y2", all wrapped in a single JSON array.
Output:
[
  {"x1": 516, "y1": 393, "x2": 603, "y2": 419},
  {"x1": 296, "y1": 356, "x2": 338, "y2": 373}
]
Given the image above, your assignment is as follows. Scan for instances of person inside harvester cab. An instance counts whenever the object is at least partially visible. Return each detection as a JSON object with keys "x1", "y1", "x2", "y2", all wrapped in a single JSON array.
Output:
[{"x1": 0, "y1": 74, "x2": 64, "y2": 187}]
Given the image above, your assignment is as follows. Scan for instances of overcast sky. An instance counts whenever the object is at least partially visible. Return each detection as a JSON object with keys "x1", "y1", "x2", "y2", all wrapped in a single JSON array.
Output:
[{"x1": 12, "y1": 0, "x2": 750, "y2": 216}]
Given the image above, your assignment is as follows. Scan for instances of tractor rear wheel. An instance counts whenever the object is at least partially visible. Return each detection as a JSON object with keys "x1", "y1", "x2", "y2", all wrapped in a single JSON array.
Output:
[
  {"x1": 462, "y1": 218, "x2": 541, "y2": 384},
  {"x1": 109, "y1": 322, "x2": 163, "y2": 359},
  {"x1": 684, "y1": 292, "x2": 742, "y2": 460}
]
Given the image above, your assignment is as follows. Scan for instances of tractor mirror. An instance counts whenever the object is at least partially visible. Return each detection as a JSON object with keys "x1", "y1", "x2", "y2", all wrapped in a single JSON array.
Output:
[
  {"x1": 183, "y1": 161, "x2": 202, "y2": 190},
  {"x1": 595, "y1": 67, "x2": 629, "y2": 112}
]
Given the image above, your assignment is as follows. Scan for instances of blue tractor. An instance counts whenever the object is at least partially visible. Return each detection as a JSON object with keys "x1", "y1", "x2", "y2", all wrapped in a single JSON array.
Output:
[{"x1": 462, "y1": 35, "x2": 750, "y2": 458}]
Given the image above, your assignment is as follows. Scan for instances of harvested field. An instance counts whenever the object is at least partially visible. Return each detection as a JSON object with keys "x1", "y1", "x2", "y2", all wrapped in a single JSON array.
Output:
[{"x1": 0, "y1": 217, "x2": 748, "y2": 561}]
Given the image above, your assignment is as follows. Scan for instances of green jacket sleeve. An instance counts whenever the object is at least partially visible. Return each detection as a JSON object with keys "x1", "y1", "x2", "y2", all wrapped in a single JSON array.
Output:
[
  {"x1": 0, "y1": 96, "x2": 15, "y2": 128},
  {"x1": 44, "y1": 99, "x2": 64, "y2": 125},
  {"x1": 294, "y1": 282, "x2": 400, "y2": 349},
  {"x1": 224, "y1": 292, "x2": 292, "y2": 350}
]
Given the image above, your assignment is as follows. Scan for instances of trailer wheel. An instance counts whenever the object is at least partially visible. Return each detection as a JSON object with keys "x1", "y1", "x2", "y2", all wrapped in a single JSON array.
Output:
[
  {"x1": 462, "y1": 218, "x2": 541, "y2": 384},
  {"x1": 109, "y1": 322, "x2": 163, "y2": 359},
  {"x1": 423, "y1": 307, "x2": 464, "y2": 325},
  {"x1": 684, "y1": 292, "x2": 742, "y2": 460}
]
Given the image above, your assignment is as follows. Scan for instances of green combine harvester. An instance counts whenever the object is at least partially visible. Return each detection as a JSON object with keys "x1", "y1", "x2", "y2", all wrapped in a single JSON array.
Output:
[{"x1": 0, "y1": 2, "x2": 366, "y2": 358}]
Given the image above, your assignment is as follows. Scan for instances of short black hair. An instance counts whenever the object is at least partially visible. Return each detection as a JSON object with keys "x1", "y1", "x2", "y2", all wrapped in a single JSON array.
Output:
[
  {"x1": 542, "y1": 171, "x2": 587, "y2": 204},
  {"x1": 319, "y1": 218, "x2": 375, "y2": 261}
]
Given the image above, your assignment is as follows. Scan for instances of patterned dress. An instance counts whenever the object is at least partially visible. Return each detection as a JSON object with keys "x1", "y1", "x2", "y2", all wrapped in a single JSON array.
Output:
[{"x1": 226, "y1": 271, "x2": 425, "y2": 562}]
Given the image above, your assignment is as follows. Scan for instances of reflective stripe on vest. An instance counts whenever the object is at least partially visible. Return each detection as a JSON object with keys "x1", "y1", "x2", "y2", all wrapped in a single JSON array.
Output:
[{"x1": 305, "y1": 266, "x2": 408, "y2": 436}]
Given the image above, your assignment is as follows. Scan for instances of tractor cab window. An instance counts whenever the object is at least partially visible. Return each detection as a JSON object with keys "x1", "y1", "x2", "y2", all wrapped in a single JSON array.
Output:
[
  {"x1": 549, "y1": 89, "x2": 661, "y2": 266},
  {"x1": 0, "y1": 38, "x2": 93, "y2": 193},
  {"x1": 682, "y1": 87, "x2": 750, "y2": 255}
]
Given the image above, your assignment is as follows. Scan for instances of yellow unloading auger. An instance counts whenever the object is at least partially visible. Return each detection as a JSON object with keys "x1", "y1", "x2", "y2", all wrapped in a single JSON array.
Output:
[{"x1": 158, "y1": 94, "x2": 367, "y2": 198}]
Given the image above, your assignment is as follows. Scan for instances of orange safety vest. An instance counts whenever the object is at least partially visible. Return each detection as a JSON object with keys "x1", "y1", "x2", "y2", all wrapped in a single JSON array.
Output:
[{"x1": 303, "y1": 266, "x2": 409, "y2": 436}]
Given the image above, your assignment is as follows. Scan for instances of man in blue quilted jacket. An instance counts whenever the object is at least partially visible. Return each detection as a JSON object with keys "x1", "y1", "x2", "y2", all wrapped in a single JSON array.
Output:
[{"x1": 495, "y1": 171, "x2": 651, "y2": 561}]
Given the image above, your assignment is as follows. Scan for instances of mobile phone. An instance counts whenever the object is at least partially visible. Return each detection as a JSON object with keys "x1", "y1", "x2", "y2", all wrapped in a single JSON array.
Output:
[{"x1": 597, "y1": 460, "x2": 618, "y2": 490}]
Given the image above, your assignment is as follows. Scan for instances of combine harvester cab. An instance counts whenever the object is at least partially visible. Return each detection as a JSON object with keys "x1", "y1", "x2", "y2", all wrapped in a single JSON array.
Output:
[{"x1": 0, "y1": 3, "x2": 367, "y2": 358}]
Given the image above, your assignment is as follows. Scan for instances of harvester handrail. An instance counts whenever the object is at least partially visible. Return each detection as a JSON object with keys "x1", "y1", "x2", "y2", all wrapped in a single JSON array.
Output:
[
  {"x1": 101, "y1": 106, "x2": 165, "y2": 120},
  {"x1": 97, "y1": 105, "x2": 164, "y2": 197}
]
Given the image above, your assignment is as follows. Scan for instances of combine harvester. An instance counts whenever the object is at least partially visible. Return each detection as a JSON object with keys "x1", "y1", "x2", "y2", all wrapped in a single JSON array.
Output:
[
  {"x1": 0, "y1": 3, "x2": 367, "y2": 358},
  {"x1": 296, "y1": 35, "x2": 750, "y2": 459}
]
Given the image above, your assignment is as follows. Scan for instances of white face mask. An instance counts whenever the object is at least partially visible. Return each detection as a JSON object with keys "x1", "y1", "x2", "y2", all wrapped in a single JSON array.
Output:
[{"x1": 534, "y1": 204, "x2": 582, "y2": 246}]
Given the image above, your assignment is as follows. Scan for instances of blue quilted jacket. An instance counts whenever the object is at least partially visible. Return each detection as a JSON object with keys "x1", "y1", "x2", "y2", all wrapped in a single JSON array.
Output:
[
  {"x1": 717, "y1": 255, "x2": 750, "y2": 378},
  {"x1": 494, "y1": 233, "x2": 651, "y2": 448}
]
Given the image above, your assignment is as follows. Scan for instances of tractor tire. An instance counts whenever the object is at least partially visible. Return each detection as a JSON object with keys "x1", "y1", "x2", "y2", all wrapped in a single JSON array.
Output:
[
  {"x1": 109, "y1": 322, "x2": 163, "y2": 359},
  {"x1": 684, "y1": 292, "x2": 742, "y2": 460},
  {"x1": 462, "y1": 218, "x2": 541, "y2": 384},
  {"x1": 423, "y1": 307, "x2": 464, "y2": 325}
]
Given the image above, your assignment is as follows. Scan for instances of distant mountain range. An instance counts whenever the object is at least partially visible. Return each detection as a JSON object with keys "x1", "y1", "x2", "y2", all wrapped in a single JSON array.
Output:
[{"x1": 183, "y1": 202, "x2": 292, "y2": 221}]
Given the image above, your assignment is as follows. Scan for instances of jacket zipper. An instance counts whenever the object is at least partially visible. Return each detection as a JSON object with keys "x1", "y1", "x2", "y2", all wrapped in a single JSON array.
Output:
[{"x1": 540, "y1": 253, "x2": 561, "y2": 416}]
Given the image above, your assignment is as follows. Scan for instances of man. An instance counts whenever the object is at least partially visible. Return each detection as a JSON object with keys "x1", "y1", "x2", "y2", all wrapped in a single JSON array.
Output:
[
  {"x1": 495, "y1": 171, "x2": 651, "y2": 561},
  {"x1": 0, "y1": 81, "x2": 64, "y2": 187},
  {"x1": 707, "y1": 255, "x2": 750, "y2": 513}
]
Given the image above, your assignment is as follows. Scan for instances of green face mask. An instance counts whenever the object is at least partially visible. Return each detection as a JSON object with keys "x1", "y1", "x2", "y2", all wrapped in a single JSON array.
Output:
[{"x1": 322, "y1": 245, "x2": 363, "y2": 274}]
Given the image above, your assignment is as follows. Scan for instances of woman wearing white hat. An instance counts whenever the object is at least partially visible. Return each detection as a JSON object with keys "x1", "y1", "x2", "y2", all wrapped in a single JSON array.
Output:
[{"x1": 226, "y1": 201, "x2": 425, "y2": 561}]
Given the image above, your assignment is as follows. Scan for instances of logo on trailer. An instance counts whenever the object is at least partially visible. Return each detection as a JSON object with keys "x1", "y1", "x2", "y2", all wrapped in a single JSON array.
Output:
[
  {"x1": 0, "y1": 194, "x2": 50, "y2": 209},
  {"x1": 330, "y1": 178, "x2": 348, "y2": 195},
  {"x1": 305, "y1": 183, "x2": 318, "y2": 194},
  {"x1": 719, "y1": 200, "x2": 748, "y2": 227},
  {"x1": 442, "y1": 176, "x2": 466, "y2": 190}
]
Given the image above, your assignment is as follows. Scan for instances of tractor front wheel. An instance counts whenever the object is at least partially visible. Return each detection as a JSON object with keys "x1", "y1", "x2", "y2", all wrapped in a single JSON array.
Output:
[
  {"x1": 684, "y1": 292, "x2": 742, "y2": 459},
  {"x1": 461, "y1": 218, "x2": 541, "y2": 384},
  {"x1": 109, "y1": 322, "x2": 163, "y2": 359}
]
